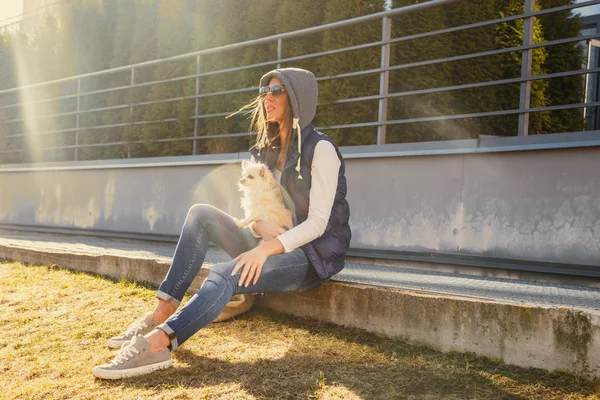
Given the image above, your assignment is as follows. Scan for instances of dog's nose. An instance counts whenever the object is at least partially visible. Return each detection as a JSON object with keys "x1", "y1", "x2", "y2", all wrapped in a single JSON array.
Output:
[{"x1": 239, "y1": 178, "x2": 246, "y2": 185}]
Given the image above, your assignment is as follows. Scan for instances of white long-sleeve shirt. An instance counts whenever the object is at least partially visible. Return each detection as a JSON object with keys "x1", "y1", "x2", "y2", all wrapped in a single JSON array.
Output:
[{"x1": 250, "y1": 140, "x2": 341, "y2": 252}]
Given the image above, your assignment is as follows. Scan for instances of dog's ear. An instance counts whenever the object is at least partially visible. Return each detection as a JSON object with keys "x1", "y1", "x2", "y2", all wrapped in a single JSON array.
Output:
[
  {"x1": 242, "y1": 159, "x2": 248, "y2": 169},
  {"x1": 259, "y1": 164, "x2": 265, "y2": 177}
]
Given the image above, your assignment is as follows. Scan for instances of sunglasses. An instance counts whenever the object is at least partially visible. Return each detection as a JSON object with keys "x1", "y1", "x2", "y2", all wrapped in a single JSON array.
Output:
[{"x1": 259, "y1": 84, "x2": 286, "y2": 99}]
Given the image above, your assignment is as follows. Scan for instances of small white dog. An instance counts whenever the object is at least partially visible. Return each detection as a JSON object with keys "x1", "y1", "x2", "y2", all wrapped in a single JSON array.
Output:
[{"x1": 233, "y1": 160, "x2": 293, "y2": 231}]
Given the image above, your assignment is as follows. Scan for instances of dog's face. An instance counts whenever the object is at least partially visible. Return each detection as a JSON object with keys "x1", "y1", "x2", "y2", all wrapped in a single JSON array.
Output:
[{"x1": 238, "y1": 160, "x2": 275, "y2": 191}]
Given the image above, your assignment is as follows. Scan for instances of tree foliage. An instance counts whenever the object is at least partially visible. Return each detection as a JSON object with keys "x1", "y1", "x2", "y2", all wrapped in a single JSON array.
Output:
[{"x1": 0, "y1": 0, "x2": 588, "y2": 163}]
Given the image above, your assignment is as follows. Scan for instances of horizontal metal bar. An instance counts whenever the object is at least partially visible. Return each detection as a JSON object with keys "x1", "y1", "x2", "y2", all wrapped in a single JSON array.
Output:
[
  {"x1": 0, "y1": 0, "x2": 469, "y2": 96},
  {"x1": 333, "y1": 67, "x2": 600, "y2": 104},
  {"x1": 1, "y1": 0, "x2": 597, "y2": 152},
  {"x1": 6, "y1": 65, "x2": 599, "y2": 139},
  {"x1": 194, "y1": 86, "x2": 256, "y2": 99},
  {"x1": 3, "y1": 109, "x2": 242, "y2": 137},
  {"x1": 5, "y1": 99, "x2": 597, "y2": 148},
  {"x1": 0, "y1": 0, "x2": 597, "y2": 122},
  {"x1": 314, "y1": 33, "x2": 600, "y2": 84},
  {"x1": 385, "y1": 0, "x2": 600, "y2": 46},
  {"x1": 2, "y1": 12, "x2": 597, "y2": 116},
  {"x1": 384, "y1": 33, "x2": 600, "y2": 76},
  {"x1": 0, "y1": 131, "x2": 258, "y2": 154},
  {"x1": 2, "y1": 94, "x2": 247, "y2": 126},
  {"x1": 3, "y1": 113, "x2": 220, "y2": 138},
  {"x1": 317, "y1": 102, "x2": 600, "y2": 130},
  {"x1": 7, "y1": 62, "x2": 598, "y2": 130},
  {"x1": 0, "y1": 17, "x2": 529, "y2": 114},
  {"x1": 0, "y1": 38, "x2": 392, "y2": 115},
  {"x1": 127, "y1": 20, "x2": 600, "y2": 91},
  {"x1": 0, "y1": 35, "x2": 394, "y2": 113},
  {"x1": 1, "y1": 0, "x2": 596, "y2": 101},
  {"x1": 4, "y1": 118, "x2": 179, "y2": 138},
  {"x1": 0, "y1": 40, "x2": 383, "y2": 113}
]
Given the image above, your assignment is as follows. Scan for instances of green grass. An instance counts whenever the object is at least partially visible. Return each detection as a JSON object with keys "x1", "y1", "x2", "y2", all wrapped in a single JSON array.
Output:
[{"x1": 1, "y1": 261, "x2": 599, "y2": 399}]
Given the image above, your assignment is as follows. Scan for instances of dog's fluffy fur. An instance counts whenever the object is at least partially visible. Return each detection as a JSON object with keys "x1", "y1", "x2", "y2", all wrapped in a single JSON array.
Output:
[{"x1": 233, "y1": 160, "x2": 293, "y2": 230}]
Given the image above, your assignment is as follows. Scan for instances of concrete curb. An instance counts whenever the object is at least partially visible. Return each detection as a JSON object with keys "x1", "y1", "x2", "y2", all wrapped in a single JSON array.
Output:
[
  {"x1": 2, "y1": 243, "x2": 599, "y2": 378},
  {"x1": 256, "y1": 283, "x2": 600, "y2": 379},
  {"x1": 0, "y1": 244, "x2": 209, "y2": 291}
]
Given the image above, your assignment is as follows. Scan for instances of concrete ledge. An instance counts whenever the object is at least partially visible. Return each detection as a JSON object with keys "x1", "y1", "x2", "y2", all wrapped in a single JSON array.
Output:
[
  {"x1": 2, "y1": 242, "x2": 600, "y2": 379},
  {"x1": 0, "y1": 244, "x2": 210, "y2": 291},
  {"x1": 256, "y1": 284, "x2": 600, "y2": 379}
]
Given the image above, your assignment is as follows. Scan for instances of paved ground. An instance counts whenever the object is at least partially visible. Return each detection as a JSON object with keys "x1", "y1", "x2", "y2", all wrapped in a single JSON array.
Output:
[{"x1": 2, "y1": 228, "x2": 600, "y2": 313}]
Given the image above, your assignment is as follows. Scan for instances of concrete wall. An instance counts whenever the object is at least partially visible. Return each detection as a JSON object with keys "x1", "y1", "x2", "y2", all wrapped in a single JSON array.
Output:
[
  {"x1": 1, "y1": 137, "x2": 599, "y2": 268},
  {"x1": 347, "y1": 148, "x2": 600, "y2": 266},
  {"x1": 0, "y1": 161, "x2": 242, "y2": 236}
]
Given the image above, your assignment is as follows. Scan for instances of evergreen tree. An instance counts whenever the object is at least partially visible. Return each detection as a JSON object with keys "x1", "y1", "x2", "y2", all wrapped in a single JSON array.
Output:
[
  {"x1": 194, "y1": 0, "x2": 251, "y2": 155},
  {"x1": 537, "y1": 0, "x2": 585, "y2": 133},
  {"x1": 21, "y1": 12, "x2": 71, "y2": 161},
  {"x1": 233, "y1": 0, "x2": 280, "y2": 153},
  {"x1": 494, "y1": 0, "x2": 549, "y2": 135},
  {"x1": 127, "y1": 0, "x2": 158, "y2": 158},
  {"x1": 276, "y1": 0, "x2": 327, "y2": 66},
  {"x1": 388, "y1": 0, "x2": 454, "y2": 143},
  {"x1": 0, "y1": 32, "x2": 19, "y2": 164},
  {"x1": 388, "y1": 0, "x2": 548, "y2": 142},
  {"x1": 224, "y1": 0, "x2": 329, "y2": 154},
  {"x1": 0, "y1": 0, "x2": 589, "y2": 164},
  {"x1": 72, "y1": 0, "x2": 120, "y2": 160},
  {"x1": 94, "y1": 0, "x2": 138, "y2": 160},
  {"x1": 317, "y1": 0, "x2": 385, "y2": 146},
  {"x1": 52, "y1": 5, "x2": 78, "y2": 160},
  {"x1": 134, "y1": 0, "x2": 196, "y2": 158}
]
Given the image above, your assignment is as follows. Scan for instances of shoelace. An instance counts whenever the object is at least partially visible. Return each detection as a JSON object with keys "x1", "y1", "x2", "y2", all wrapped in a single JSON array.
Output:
[
  {"x1": 111, "y1": 345, "x2": 140, "y2": 366},
  {"x1": 124, "y1": 320, "x2": 148, "y2": 337}
]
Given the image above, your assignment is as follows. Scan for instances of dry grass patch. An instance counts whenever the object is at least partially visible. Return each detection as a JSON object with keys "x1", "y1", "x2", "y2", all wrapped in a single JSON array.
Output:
[{"x1": 1, "y1": 261, "x2": 599, "y2": 400}]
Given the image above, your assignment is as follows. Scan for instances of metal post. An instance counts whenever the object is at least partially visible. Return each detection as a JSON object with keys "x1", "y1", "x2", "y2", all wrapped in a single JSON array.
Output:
[
  {"x1": 583, "y1": 39, "x2": 592, "y2": 126},
  {"x1": 74, "y1": 78, "x2": 80, "y2": 161},
  {"x1": 193, "y1": 55, "x2": 200, "y2": 155},
  {"x1": 518, "y1": 0, "x2": 535, "y2": 136},
  {"x1": 377, "y1": 16, "x2": 391, "y2": 145},
  {"x1": 128, "y1": 67, "x2": 135, "y2": 158},
  {"x1": 277, "y1": 38, "x2": 282, "y2": 69}
]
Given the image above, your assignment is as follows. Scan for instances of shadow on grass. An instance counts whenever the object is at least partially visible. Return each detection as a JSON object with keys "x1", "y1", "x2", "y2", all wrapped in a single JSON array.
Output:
[
  {"x1": 249, "y1": 312, "x2": 600, "y2": 397},
  {"x1": 12, "y1": 263, "x2": 597, "y2": 398},
  {"x1": 93, "y1": 310, "x2": 600, "y2": 399}
]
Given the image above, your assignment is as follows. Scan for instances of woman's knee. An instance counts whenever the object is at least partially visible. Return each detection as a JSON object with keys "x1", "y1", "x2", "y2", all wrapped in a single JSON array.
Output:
[
  {"x1": 206, "y1": 262, "x2": 236, "y2": 285},
  {"x1": 186, "y1": 204, "x2": 217, "y2": 226}
]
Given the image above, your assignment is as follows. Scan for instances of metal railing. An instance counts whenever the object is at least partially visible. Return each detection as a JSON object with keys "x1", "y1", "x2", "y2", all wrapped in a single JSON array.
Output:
[{"x1": 1, "y1": 0, "x2": 600, "y2": 163}]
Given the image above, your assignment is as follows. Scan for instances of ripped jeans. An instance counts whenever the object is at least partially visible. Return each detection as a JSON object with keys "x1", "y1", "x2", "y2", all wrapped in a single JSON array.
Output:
[{"x1": 155, "y1": 204, "x2": 323, "y2": 350}]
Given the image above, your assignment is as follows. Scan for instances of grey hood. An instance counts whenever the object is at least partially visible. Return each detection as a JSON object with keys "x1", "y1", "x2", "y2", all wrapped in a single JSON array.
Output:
[
  {"x1": 259, "y1": 68, "x2": 318, "y2": 131},
  {"x1": 259, "y1": 68, "x2": 318, "y2": 180}
]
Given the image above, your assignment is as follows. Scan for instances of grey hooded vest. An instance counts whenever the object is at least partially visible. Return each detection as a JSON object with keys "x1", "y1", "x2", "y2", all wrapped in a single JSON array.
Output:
[{"x1": 249, "y1": 68, "x2": 351, "y2": 279}]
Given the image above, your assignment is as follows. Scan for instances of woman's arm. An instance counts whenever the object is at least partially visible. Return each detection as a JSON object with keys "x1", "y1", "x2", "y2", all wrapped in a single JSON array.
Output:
[{"x1": 276, "y1": 140, "x2": 341, "y2": 252}]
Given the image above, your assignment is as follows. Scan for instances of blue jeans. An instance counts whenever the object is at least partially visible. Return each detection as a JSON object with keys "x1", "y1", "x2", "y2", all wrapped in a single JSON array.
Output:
[{"x1": 155, "y1": 204, "x2": 323, "y2": 350}]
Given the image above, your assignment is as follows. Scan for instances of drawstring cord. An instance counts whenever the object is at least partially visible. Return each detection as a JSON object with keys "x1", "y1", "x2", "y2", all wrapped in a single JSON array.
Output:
[{"x1": 293, "y1": 118, "x2": 303, "y2": 180}]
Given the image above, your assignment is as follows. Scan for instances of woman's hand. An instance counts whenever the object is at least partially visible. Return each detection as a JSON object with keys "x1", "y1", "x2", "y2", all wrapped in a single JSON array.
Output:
[
  {"x1": 231, "y1": 245, "x2": 269, "y2": 287},
  {"x1": 253, "y1": 219, "x2": 288, "y2": 241}
]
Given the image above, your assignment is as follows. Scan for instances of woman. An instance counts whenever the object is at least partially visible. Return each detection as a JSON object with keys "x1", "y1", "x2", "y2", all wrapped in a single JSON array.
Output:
[{"x1": 93, "y1": 67, "x2": 351, "y2": 380}]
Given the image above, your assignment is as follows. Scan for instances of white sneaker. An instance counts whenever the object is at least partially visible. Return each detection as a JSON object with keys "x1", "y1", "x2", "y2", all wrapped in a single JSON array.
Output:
[{"x1": 93, "y1": 334, "x2": 171, "y2": 380}]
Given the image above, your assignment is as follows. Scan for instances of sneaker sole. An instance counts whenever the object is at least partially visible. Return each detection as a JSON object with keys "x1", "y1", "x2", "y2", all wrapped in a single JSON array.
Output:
[{"x1": 92, "y1": 359, "x2": 172, "y2": 380}]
